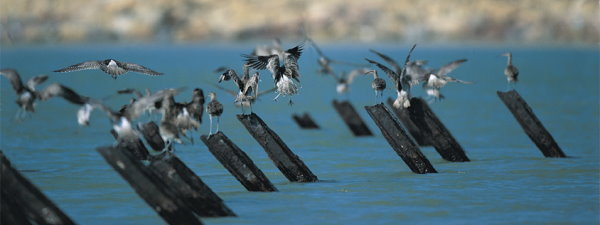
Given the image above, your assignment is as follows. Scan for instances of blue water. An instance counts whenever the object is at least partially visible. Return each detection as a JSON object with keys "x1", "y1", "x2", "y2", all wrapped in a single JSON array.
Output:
[{"x1": 1, "y1": 44, "x2": 598, "y2": 224}]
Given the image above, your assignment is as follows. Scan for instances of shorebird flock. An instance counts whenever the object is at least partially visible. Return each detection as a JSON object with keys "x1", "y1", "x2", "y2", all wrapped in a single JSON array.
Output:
[{"x1": 1, "y1": 40, "x2": 519, "y2": 155}]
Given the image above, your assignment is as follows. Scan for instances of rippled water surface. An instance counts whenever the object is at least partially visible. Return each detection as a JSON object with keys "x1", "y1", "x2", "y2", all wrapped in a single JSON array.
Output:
[{"x1": 1, "y1": 44, "x2": 598, "y2": 224}]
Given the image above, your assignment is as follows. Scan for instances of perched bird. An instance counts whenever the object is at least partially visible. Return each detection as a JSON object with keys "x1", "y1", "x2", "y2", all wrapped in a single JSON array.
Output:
[
  {"x1": 0, "y1": 69, "x2": 48, "y2": 116},
  {"x1": 219, "y1": 63, "x2": 260, "y2": 113},
  {"x1": 54, "y1": 59, "x2": 163, "y2": 79},
  {"x1": 218, "y1": 64, "x2": 262, "y2": 113},
  {"x1": 206, "y1": 92, "x2": 223, "y2": 136},
  {"x1": 244, "y1": 44, "x2": 303, "y2": 105},
  {"x1": 362, "y1": 69, "x2": 387, "y2": 103},
  {"x1": 501, "y1": 52, "x2": 519, "y2": 89},
  {"x1": 367, "y1": 44, "x2": 416, "y2": 108}
]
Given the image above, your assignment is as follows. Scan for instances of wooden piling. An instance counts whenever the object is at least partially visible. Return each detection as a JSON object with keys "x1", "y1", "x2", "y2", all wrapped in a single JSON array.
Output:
[
  {"x1": 406, "y1": 98, "x2": 470, "y2": 162},
  {"x1": 139, "y1": 121, "x2": 166, "y2": 151},
  {"x1": 497, "y1": 90, "x2": 566, "y2": 157},
  {"x1": 332, "y1": 100, "x2": 373, "y2": 136},
  {"x1": 149, "y1": 155, "x2": 237, "y2": 216},
  {"x1": 200, "y1": 132, "x2": 277, "y2": 192},
  {"x1": 386, "y1": 98, "x2": 432, "y2": 146},
  {"x1": 0, "y1": 151, "x2": 76, "y2": 225},
  {"x1": 237, "y1": 113, "x2": 319, "y2": 182},
  {"x1": 364, "y1": 104, "x2": 437, "y2": 174},
  {"x1": 292, "y1": 112, "x2": 320, "y2": 129},
  {"x1": 97, "y1": 146, "x2": 203, "y2": 225}
]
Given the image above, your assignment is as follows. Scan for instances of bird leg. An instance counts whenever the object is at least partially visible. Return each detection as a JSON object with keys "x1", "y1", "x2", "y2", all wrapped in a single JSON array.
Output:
[
  {"x1": 288, "y1": 97, "x2": 294, "y2": 106},
  {"x1": 273, "y1": 93, "x2": 281, "y2": 102},
  {"x1": 208, "y1": 115, "x2": 213, "y2": 136},
  {"x1": 216, "y1": 116, "x2": 220, "y2": 133}
]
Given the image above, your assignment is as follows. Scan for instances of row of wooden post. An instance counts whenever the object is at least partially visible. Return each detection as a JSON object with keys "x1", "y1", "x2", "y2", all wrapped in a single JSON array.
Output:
[{"x1": 2, "y1": 88, "x2": 565, "y2": 224}]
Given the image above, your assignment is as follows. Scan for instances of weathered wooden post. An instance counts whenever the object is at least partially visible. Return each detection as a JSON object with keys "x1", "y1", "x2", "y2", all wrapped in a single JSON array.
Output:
[
  {"x1": 386, "y1": 98, "x2": 432, "y2": 146},
  {"x1": 200, "y1": 132, "x2": 278, "y2": 192},
  {"x1": 497, "y1": 90, "x2": 566, "y2": 157},
  {"x1": 332, "y1": 100, "x2": 373, "y2": 136},
  {"x1": 139, "y1": 121, "x2": 166, "y2": 151},
  {"x1": 292, "y1": 112, "x2": 320, "y2": 129},
  {"x1": 364, "y1": 104, "x2": 437, "y2": 174},
  {"x1": 0, "y1": 151, "x2": 76, "y2": 225},
  {"x1": 407, "y1": 98, "x2": 470, "y2": 162},
  {"x1": 148, "y1": 155, "x2": 237, "y2": 217},
  {"x1": 97, "y1": 146, "x2": 203, "y2": 225},
  {"x1": 237, "y1": 113, "x2": 319, "y2": 182}
]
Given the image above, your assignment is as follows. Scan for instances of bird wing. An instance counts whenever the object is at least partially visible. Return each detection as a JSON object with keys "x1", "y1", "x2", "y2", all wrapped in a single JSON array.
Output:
[
  {"x1": 54, "y1": 61, "x2": 102, "y2": 73},
  {"x1": 346, "y1": 68, "x2": 371, "y2": 84},
  {"x1": 39, "y1": 83, "x2": 89, "y2": 105},
  {"x1": 285, "y1": 44, "x2": 303, "y2": 60},
  {"x1": 214, "y1": 66, "x2": 229, "y2": 73},
  {"x1": 307, "y1": 37, "x2": 326, "y2": 58},
  {"x1": 365, "y1": 58, "x2": 399, "y2": 84},
  {"x1": 437, "y1": 59, "x2": 467, "y2": 77},
  {"x1": 242, "y1": 73, "x2": 259, "y2": 97},
  {"x1": 369, "y1": 49, "x2": 402, "y2": 74},
  {"x1": 118, "y1": 62, "x2": 163, "y2": 76},
  {"x1": 126, "y1": 87, "x2": 184, "y2": 121},
  {"x1": 0, "y1": 69, "x2": 25, "y2": 93},
  {"x1": 284, "y1": 44, "x2": 303, "y2": 82},
  {"x1": 257, "y1": 87, "x2": 277, "y2": 97},
  {"x1": 210, "y1": 84, "x2": 237, "y2": 97},
  {"x1": 243, "y1": 54, "x2": 273, "y2": 70},
  {"x1": 26, "y1": 75, "x2": 49, "y2": 91}
]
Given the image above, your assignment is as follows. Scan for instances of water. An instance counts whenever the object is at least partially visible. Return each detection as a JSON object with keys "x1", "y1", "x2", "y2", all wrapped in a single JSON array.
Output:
[{"x1": 1, "y1": 43, "x2": 598, "y2": 224}]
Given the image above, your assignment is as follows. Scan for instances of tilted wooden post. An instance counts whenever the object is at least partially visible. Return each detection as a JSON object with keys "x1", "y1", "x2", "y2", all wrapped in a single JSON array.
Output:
[
  {"x1": 386, "y1": 98, "x2": 432, "y2": 146},
  {"x1": 237, "y1": 113, "x2": 318, "y2": 182},
  {"x1": 139, "y1": 121, "x2": 166, "y2": 151},
  {"x1": 407, "y1": 98, "x2": 470, "y2": 162},
  {"x1": 0, "y1": 151, "x2": 76, "y2": 225},
  {"x1": 497, "y1": 90, "x2": 566, "y2": 157},
  {"x1": 148, "y1": 155, "x2": 237, "y2": 217},
  {"x1": 292, "y1": 112, "x2": 320, "y2": 129},
  {"x1": 332, "y1": 100, "x2": 373, "y2": 136},
  {"x1": 364, "y1": 104, "x2": 437, "y2": 174},
  {"x1": 97, "y1": 146, "x2": 203, "y2": 225},
  {"x1": 200, "y1": 132, "x2": 278, "y2": 192}
]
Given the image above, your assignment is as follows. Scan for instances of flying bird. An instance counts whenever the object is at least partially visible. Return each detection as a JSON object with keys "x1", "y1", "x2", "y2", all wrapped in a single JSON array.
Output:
[
  {"x1": 218, "y1": 65, "x2": 262, "y2": 113},
  {"x1": 244, "y1": 44, "x2": 303, "y2": 105},
  {"x1": 0, "y1": 69, "x2": 48, "y2": 116},
  {"x1": 54, "y1": 59, "x2": 163, "y2": 79}
]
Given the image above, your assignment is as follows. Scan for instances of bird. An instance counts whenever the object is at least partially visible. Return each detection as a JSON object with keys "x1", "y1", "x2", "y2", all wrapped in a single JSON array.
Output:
[
  {"x1": 251, "y1": 38, "x2": 282, "y2": 56},
  {"x1": 0, "y1": 69, "x2": 49, "y2": 117},
  {"x1": 217, "y1": 64, "x2": 262, "y2": 113},
  {"x1": 331, "y1": 68, "x2": 371, "y2": 96},
  {"x1": 54, "y1": 59, "x2": 163, "y2": 79},
  {"x1": 205, "y1": 92, "x2": 223, "y2": 136},
  {"x1": 367, "y1": 44, "x2": 417, "y2": 108},
  {"x1": 421, "y1": 59, "x2": 471, "y2": 101},
  {"x1": 156, "y1": 93, "x2": 200, "y2": 145},
  {"x1": 244, "y1": 44, "x2": 303, "y2": 105},
  {"x1": 307, "y1": 37, "x2": 371, "y2": 77},
  {"x1": 501, "y1": 52, "x2": 519, "y2": 89},
  {"x1": 362, "y1": 69, "x2": 386, "y2": 103},
  {"x1": 212, "y1": 84, "x2": 276, "y2": 109}
]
